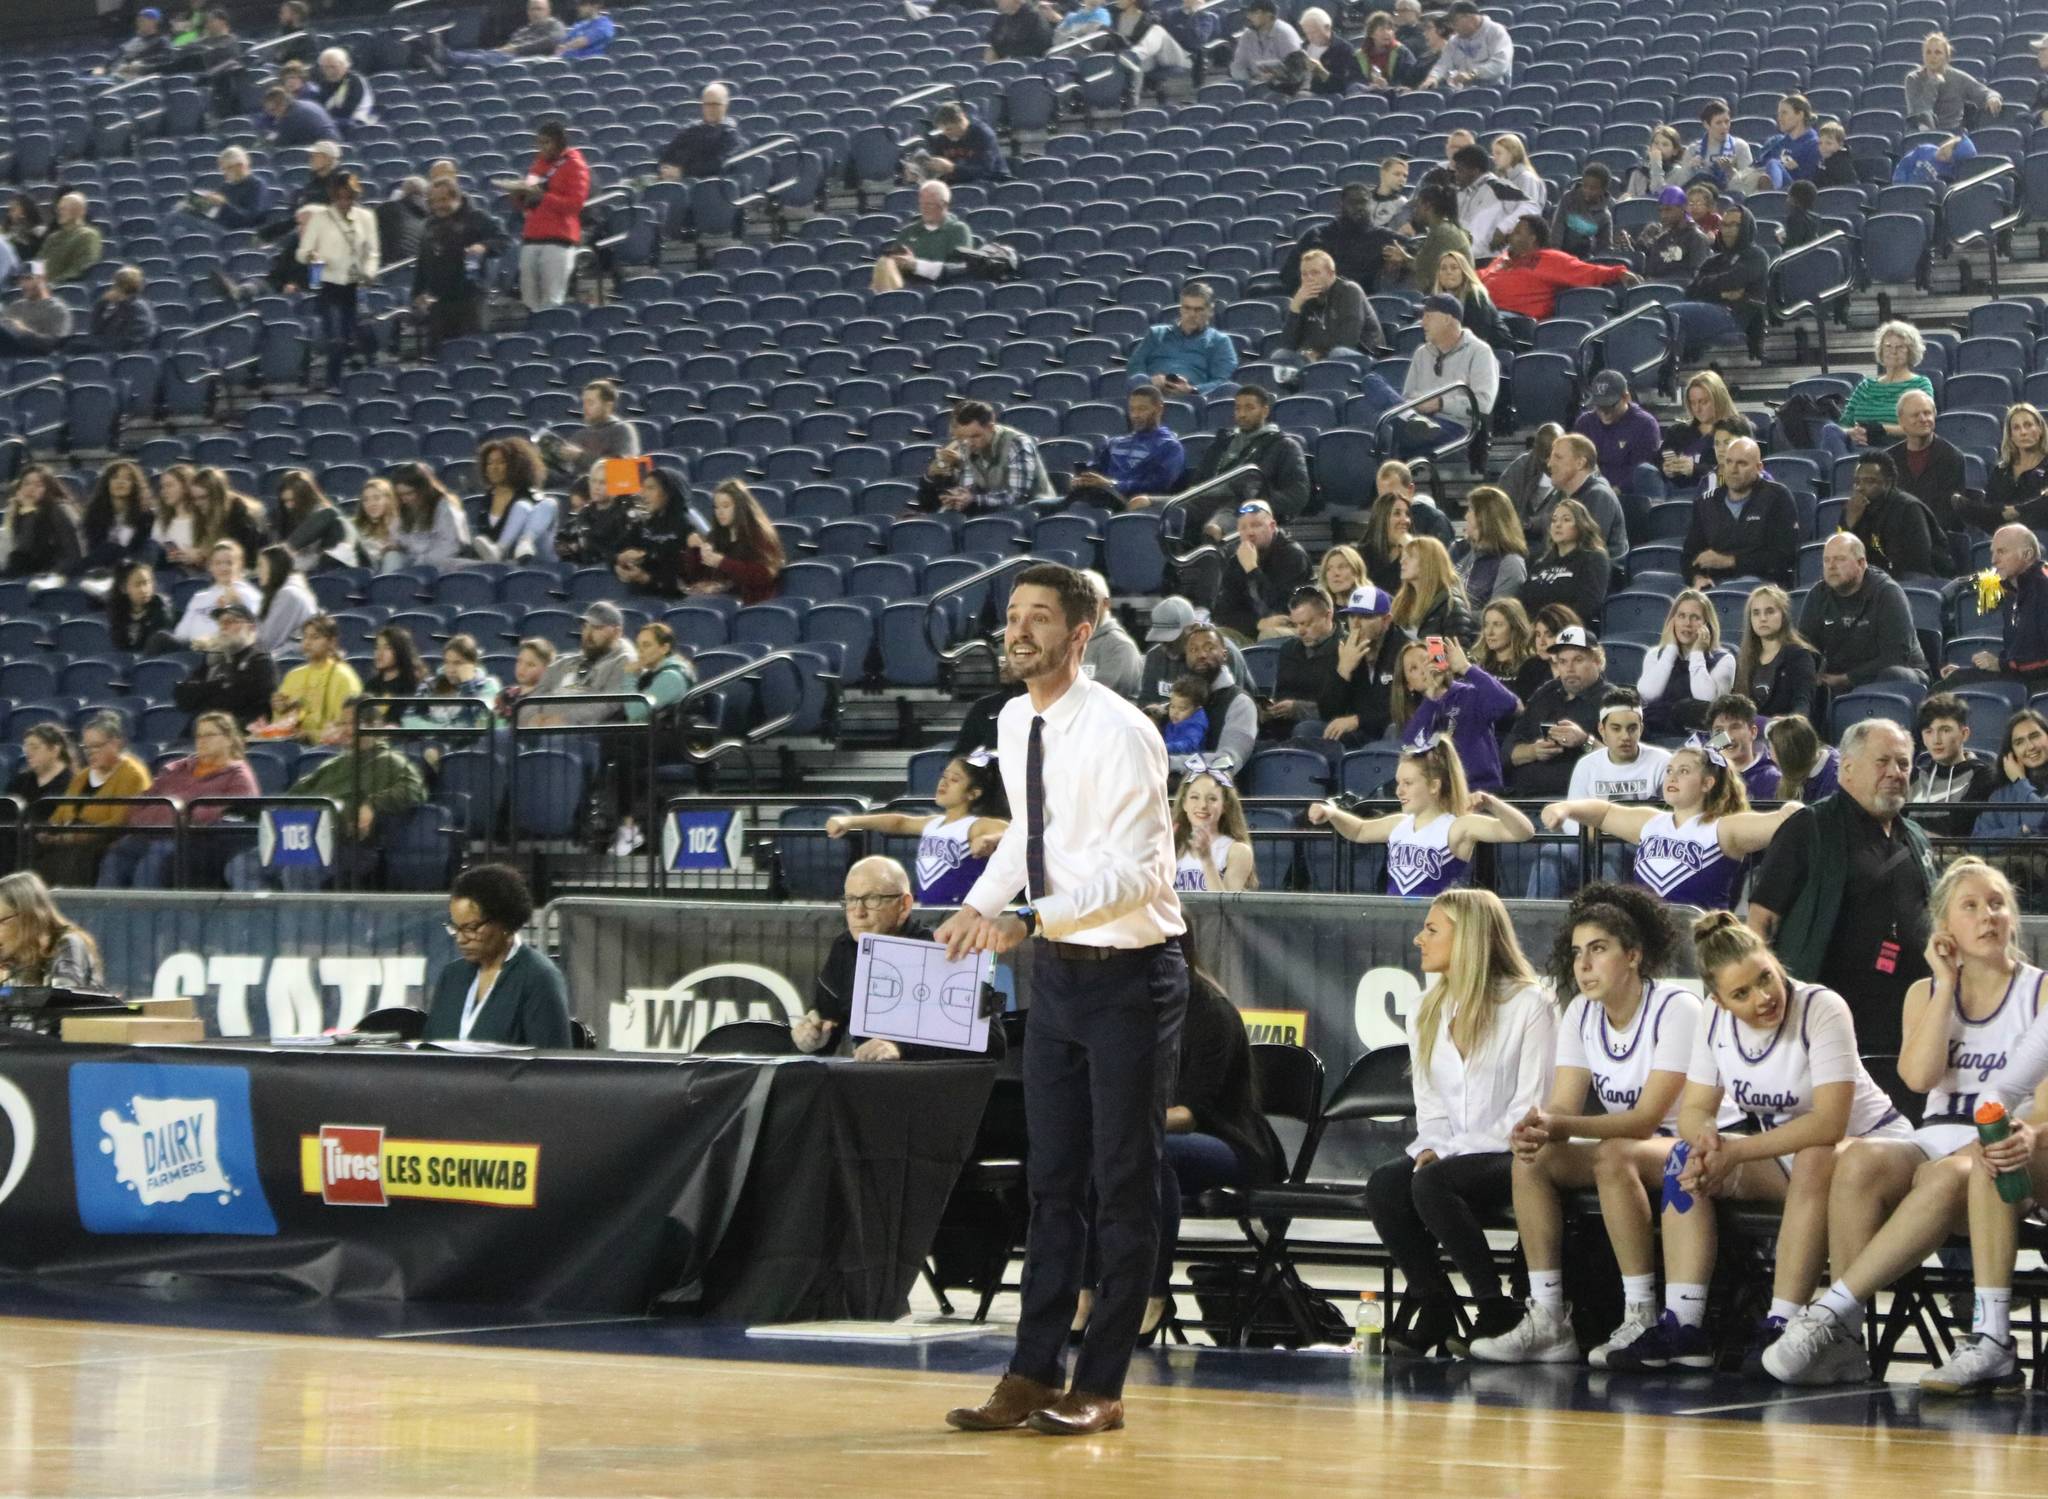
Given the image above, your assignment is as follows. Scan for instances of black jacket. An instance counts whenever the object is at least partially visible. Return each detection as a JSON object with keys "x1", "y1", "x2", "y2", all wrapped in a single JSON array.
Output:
[
  {"x1": 1887, "y1": 435, "x2": 1970, "y2": 565},
  {"x1": 1682, "y1": 482, "x2": 1800, "y2": 586},
  {"x1": 1309, "y1": 41, "x2": 1367, "y2": 95},
  {"x1": 1685, "y1": 209, "x2": 1770, "y2": 344},
  {"x1": 1505, "y1": 675, "x2": 1610, "y2": 797},
  {"x1": 2, "y1": 502, "x2": 84, "y2": 578},
  {"x1": 1795, "y1": 564, "x2": 1927, "y2": 685},
  {"x1": 1326, "y1": 623, "x2": 1408, "y2": 741},
  {"x1": 1188, "y1": 423, "x2": 1311, "y2": 522},
  {"x1": 1636, "y1": 217, "x2": 1711, "y2": 281},
  {"x1": 1969, "y1": 459, "x2": 2048, "y2": 533},
  {"x1": 659, "y1": 119, "x2": 743, "y2": 177},
  {"x1": 412, "y1": 202, "x2": 507, "y2": 304},
  {"x1": 1406, "y1": 588, "x2": 1478, "y2": 647},
  {"x1": 109, "y1": 591, "x2": 175, "y2": 653},
  {"x1": 1517, "y1": 547, "x2": 1612, "y2": 627},
  {"x1": 174, "y1": 642, "x2": 278, "y2": 725},
  {"x1": 1847, "y1": 486, "x2": 1940, "y2": 582},
  {"x1": 1214, "y1": 531, "x2": 1313, "y2": 638},
  {"x1": 1288, "y1": 214, "x2": 1399, "y2": 294},
  {"x1": 988, "y1": 5, "x2": 1053, "y2": 57},
  {"x1": 1744, "y1": 644, "x2": 1819, "y2": 721}
]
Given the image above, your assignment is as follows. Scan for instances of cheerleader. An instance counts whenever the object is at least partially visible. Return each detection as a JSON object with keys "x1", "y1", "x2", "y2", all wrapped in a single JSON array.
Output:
[
  {"x1": 825, "y1": 752, "x2": 1009, "y2": 904},
  {"x1": 1604, "y1": 912, "x2": 1912, "y2": 1370},
  {"x1": 1539, "y1": 741, "x2": 1800, "y2": 911},
  {"x1": 1365, "y1": 889, "x2": 1558, "y2": 1356},
  {"x1": 1171, "y1": 757, "x2": 1257, "y2": 892},
  {"x1": 1766, "y1": 859, "x2": 2046, "y2": 1386},
  {"x1": 1308, "y1": 736, "x2": 1534, "y2": 898},
  {"x1": 1469, "y1": 884, "x2": 1740, "y2": 1365}
]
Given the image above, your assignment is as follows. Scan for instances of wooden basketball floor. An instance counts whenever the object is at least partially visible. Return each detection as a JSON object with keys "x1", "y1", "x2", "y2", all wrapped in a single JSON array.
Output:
[{"x1": 4, "y1": 1293, "x2": 2048, "y2": 1499}]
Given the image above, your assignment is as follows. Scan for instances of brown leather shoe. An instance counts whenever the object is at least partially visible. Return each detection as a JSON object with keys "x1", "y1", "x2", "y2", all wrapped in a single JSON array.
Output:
[
  {"x1": 1025, "y1": 1390, "x2": 1125, "y2": 1436},
  {"x1": 944, "y1": 1374, "x2": 1061, "y2": 1431}
]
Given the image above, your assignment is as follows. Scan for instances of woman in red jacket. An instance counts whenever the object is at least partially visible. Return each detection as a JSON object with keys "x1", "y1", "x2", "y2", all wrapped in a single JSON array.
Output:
[
  {"x1": 1477, "y1": 216, "x2": 1636, "y2": 320},
  {"x1": 680, "y1": 479, "x2": 785, "y2": 603},
  {"x1": 511, "y1": 118, "x2": 589, "y2": 310}
]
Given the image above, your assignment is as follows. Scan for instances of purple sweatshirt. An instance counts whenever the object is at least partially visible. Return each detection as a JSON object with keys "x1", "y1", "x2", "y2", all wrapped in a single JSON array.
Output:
[
  {"x1": 1402, "y1": 665, "x2": 1521, "y2": 791},
  {"x1": 1573, "y1": 405, "x2": 1663, "y2": 493}
]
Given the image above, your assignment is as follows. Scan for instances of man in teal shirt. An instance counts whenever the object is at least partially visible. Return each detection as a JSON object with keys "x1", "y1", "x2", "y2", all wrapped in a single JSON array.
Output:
[{"x1": 1124, "y1": 281, "x2": 1238, "y2": 396}]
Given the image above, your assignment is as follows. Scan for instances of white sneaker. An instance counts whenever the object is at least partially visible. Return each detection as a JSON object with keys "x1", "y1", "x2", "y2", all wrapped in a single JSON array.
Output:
[
  {"x1": 1587, "y1": 1303, "x2": 1658, "y2": 1369},
  {"x1": 1921, "y1": 1333, "x2": 2023, "y2": 1396},
  {"x1": 1762, "y1": 1306, "x2": 1870, "y2": 1386},
  {"x1": 1468, "y1": 1298, "x2": 1579, "y2": 1364}
]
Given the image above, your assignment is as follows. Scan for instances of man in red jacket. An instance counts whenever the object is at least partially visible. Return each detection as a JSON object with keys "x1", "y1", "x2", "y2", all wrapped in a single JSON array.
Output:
[
  {"x1": 1477, "y1": 216, "x2": 1636, "y2": 320},
  {"x1": 506, "y1": 118, "x2": 589, "y2": 310}
]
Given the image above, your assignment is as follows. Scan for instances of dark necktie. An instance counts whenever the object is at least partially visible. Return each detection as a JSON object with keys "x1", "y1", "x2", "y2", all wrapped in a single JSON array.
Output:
[{"x1": 1026, "y1": 714, "x2": 1049, "y2": 901}]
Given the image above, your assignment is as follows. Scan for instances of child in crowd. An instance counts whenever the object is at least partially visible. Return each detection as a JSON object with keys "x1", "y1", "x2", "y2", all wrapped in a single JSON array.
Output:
[{"x1": 1163, "y1": 673, "x2": 1211, "y2": 755}]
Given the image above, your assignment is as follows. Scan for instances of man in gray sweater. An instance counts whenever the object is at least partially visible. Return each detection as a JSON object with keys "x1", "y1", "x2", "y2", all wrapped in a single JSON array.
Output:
[
  {"x1": 1080, "y1": 570, "x2": 1145, "y2": 698},
  {"x1": 0, "y1": 267, "x2": 73, "y2": 355},
  {"x1": 1796, "y1": 533, "x2": 1929, "y2": 692},
  {"x1": 531, "y1": 602, "x2": 639, "y2": 725},
  {"x1": 1397, "y1": 293, "x2": 1499, "y2": 452}
]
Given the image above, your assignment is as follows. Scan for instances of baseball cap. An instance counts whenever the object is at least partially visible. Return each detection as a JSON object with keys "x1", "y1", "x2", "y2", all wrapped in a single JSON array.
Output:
[
  {"x1": 1236, "y1": 499, "x2": 1273, "y2": 517},
  {"x1": 1422, "y1": 292, "x2": 1465, "y2": 322},
  {"x1": 1588, "y1": 369, "x2": 1629, "y2": 410},
  {"x1": 212, "y1": 601, "x2": 255, "y2": 622},
  {"x1": 1548, "y1": 625, "x2": 1599, "y2": 654},
  {"x1": 1146, "y1": 596, "x2": 1200, "y2": 643},
  {"x1": 139, "y1": 7, "x2": 162, "y2": 19},
  {"x1": 1658, "y1": 184, "x2": 1688, "y2": 206},
  {"x1": 1336, "y1": 584, "x2": 1392, "y2": 618},
  {"x1": 581, "y1": 601, "x2": 625, "y2": 629},
  {"x1": 1244, "y1": 0, "x2": 1276, "y2": 13}
]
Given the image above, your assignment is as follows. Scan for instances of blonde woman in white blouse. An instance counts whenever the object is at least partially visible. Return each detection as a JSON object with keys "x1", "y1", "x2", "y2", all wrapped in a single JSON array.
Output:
[
  {"x1": 1490, "y1": 133, "x2": 1547, "y2": 212},
  {"x1": 1365, "y1": 888, "x2": 1558, "y2": 1358},
  {"x1": 296, "y1": 171, "x2": 381, "y2": 392}
]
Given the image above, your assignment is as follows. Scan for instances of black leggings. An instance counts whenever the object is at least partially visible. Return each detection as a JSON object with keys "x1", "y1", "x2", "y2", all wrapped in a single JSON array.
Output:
[{"x1": 1363, "y1": 1151, "x2": 1514, "y2": 1303}]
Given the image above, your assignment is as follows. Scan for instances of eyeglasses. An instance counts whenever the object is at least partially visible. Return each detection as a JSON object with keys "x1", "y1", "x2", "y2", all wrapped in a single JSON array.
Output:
[
  {"x1": 444, "y1": 919, "x2": 494, "y2": 939},
  {"x1": 842, "y1": 895, "x2": 902, "y2": 912}
]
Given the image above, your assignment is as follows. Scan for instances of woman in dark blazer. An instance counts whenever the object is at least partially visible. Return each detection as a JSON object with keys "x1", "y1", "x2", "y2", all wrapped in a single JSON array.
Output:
[{"x1": 424, "y1": 863, "x2": 572, "y2": 1046}]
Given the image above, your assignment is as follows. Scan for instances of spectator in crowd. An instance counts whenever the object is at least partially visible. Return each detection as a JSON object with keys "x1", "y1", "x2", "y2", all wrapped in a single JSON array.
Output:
[
  {"x1": 192, "y1": 467, "x2": 271, "y2": 561},
  {"x1": 1489, "y1": 135, "x2": 1544, "y2": 209},
  {"x1": 552, "y1": 475, "x2": 631, "y2": 568},
  {"x1": 228, "y1": 698, "x2": 429, "y2": 892},
  {"x1": 1756, "y1": 93, "x2": 1824, "y2": 189},
  {"x1": 912, "y1": 103, "x2": 1009, "y2": 185},
  {"x1": 1686, "y1": 181, "x2": 1722, "y2": 238},
  {"x1": 1627, "y1": 125, "x2": 1687, "y2": 199},
  {"x1": 171, "y1": 541, "x2": 260, "y2": 643},
  {"x1": 1392, "y1": 535, "x2": 1477, "y2": 645},
  {"x1": 1978, "y1": 708, "x2": 2048, "y2": 840},
  {"x1": 1660, "y1": 371, "x2": 1739, "y2": 496},
  {"x1": 1428, "y1": 249, "x2": 1505, "y2": 350},
  {"x1": 915, "y1": 400, "x2": 1055, "y2": 513},
  {"x1": 1812, "y1": 125, "x2": 1860, "y2": 189},
  {"x1": 296, "y1": 171, "x2": 380, "y2": 391},
  {"x1": 526, "y1": 602, "x2": 636, "y2": 728},
  {"x1": 76, "y1": 266, "x2": 155, "y2": 353},
  {"x1": 1381, "y1": 182, "x2": 1471, "y2": 293},
  {"x1": 375, "y1": 177, "x2": 431, "y2": 269},
  {"x1": 987, "y1": 0, "x2": 1055, "y2": 59},
  {"x1": 1798, "y1": 533, "x2": 1929, "y2": 693},
  {"x1": 252, "y1": 543, "x2": 318, "y2": 655},
  {"x1": 558, "y1": 0, "x2": 615, "y2": 58},
  {"x1": 1499, "y1": 423, "x2": 1560, "y2": 536},
  {"x1": 1307, "y1": 583, "x2": 1403, "y2": 746},
  {"x1": 1506, "y1": 625, "x2": 1609, "y2": 797},
  {"x1": 1634, "y1": 184, "x2": 1710, "y2": 282},
  {"x1": 97, "y1": 7, "x2": 172, "y2": 75},
  {"x1": 162, "y1": 7, "x2": 246, "y2": 115},
  {"x1": 426, "y1": 0, "x2": 566, "y2": 71},
  {"x1": 4, "y1": 196, "x2": 45, "y2": 265},
  {"x1": 1479, "y1": 216, "x2": 1634, "y2": 318},
  {"x1": 1943, "y1": 524, "x2": 2048, "y2": 693},
  {"x1": 1260, "y1": 585, "x2": 1339, "y2": 738},
  {"x1": 546, "y1": 378, "x2": 640, "y2": 479},
  {"x1": 658, "y1": 83, "x2": 741, "y2": 181},
  {"x1": 1400, "y1": 637, "x2": 1521, "y2": 790},
  {"x1": 186, "y1": 147, "x2": 273, "y2": 234},
  {"x1": 1573, "y1": 370, "x2": 1661, "y2": 499},
  {"x1": 1733, "y1": 584, "x2": 1819, "y2": 722},
  {"x1": 350, "y1": 477, "x2": 406, "y2": 571},
  {"x1": 314, "y1": 46, "x2": 374, "y2": 132},
  {"x1": 421, "y1": 865, "x2": 571, "y2": 1044},
  {"x1": 1843, "y1": 452, "x2": 1939, "y2": 582},
  {"x1": 1397, "y1": 293, "x2": 1498, "y2": 453},
  {"x1": 1154, "y1": 623, "x2": 1258, "y2": 771},
  {"x1": 1318, "y1": 543, "x2": 1365, "y2": 605},
  {"x1": 0, "y1": 467, "x2": 84, "y2": 578},
  {"x1": 1969, "y1": 402, "x2": 2048, "y2": 532},
  {"x1": 1747, "y1": 718, "x2": 1934, "y2": 1056},
  {"x1": 1286, "y1": 182, "x2": 1398, "y2": 295},
  {"x1": 1680, "y1": 437, "x2": 1798, "y2": 589},
  {"x1": 674, "y1": 478, "x2": 784, "y2": 603},
  {"x1": 1523, "y1": 692, "x2": 1672, "y2": 896},
  {"x1": 1125, "y1": 281, "x2": 1238, "y2": 397},
  {"x1": 1424, "y1": 0, "x2": 1512, "y2": 88},
  {"x1": 1277, "y1": 250, "x2": 1377, "y2": 376},
  {"x1": 1214, "y1": 499, "x2": 1312, "y2": 643},
  {"x1": 1550, "y1": 164, "x2": 1617, "y2": 258},
  {"x1": 1906, "y1": 31, "x2": 2002, "y2": 132},
  {"x1": 40, "y1": 712, "x2": 152, "y2": 888},
  {"x1": 261, "y1": 82, "x2": 337, "y2": 146},
  {"x1": 1080, "y1": 570, "x2": 1144, "y2": 698},
  {"x1": 366, "y1": 623, "x2": 430, "y2": 704},
  {"x1": 1639, "y1": 590, "x2": 1736, "y2": 734},
  {"x1": 508, "y1": 118, "x2": 589, "y2": 311},
  {"x1": 403, "y1": 633, "x2": 506, "y2": 732},
  {"x1": 469, "y1": 437, "x2": 551, "y2": 563},
  {"x1": 1887, "y1": 390, "x2": 1969, "y2": 561},
  {"x1": 1909, "y1": 692, "x2": 2001, "y2": 833},
  {"x1": 383, "y1": 463, "x2": 471, "y2": 573},
  {"x1": 1096, "y1": 0, "x2": 1194, "y2": 99},
  {"x1": 271, "y1": 615, "x2": 364, "y2": 745},
  {"x1": 1229, "y1": 0, "x2": 1302, "y2": 87},
  {"x1": 486, "y1": 637, "x2": 555, "y2": 724},
  {"x1": 1163, "y1": 385, "x2": 1309, "y2": 522},
  {"x1": 1358, "y1": 469, "x2": 1449, "y2": 590},
  {"x1": 828, "y1": 753, "x2": 1010, "y2": 902},
  {"x1": 871, "y1": 178, "x2": 972, "y2": 292},
  {"x1": 410, "y1": 177, "x2": 503, "y2": 352},
  {"x1": 174, "y1": 601, "x2": 277, "y2": 727},
  {"x1": 1453, "y1": 485, "x2": 1527, "y2": 609},
  {"x1": 1451, "y1": 143, "x2": 1542, "y2": 260},
  {"x1": 1136, "y1": 597, "x2": 1252, "y2": 707},
  {"x1": 1768, "y1": 714, "x2": 1841, "y2": 803},
  {"x1": 1822, "y1": 322, "x2": 1934, "y2": 457},
  {"x1": 8, "y1": 725, "x2": 77, "y2": 825},
  {"x1": 0, "y1": 266, "x2": 73, "y2": 356},
  {"x1": 1294, "y1": 8, "x2": 1363, "y2": 94},
  {"x1": 1475, "y1": 596, "x2": 1546, "y2": 701},
  {"x1": 1544, "y1": 432, "x2": 1629, "y2": 563},
  {"x1": 1706, "y1": 691, "x2": 1782, "y2": 800},
  {"x1": 1068, "y1": 387, "x2": 1185, "y2": 507},
  {"x1": 1675, "y1": 100, "x2": 1754, "y2": 192},
  {"x1": 108, "y1": 562, "x2": 174, "y2": 655},
  {"x1": 1359, "y1": 10, "x2": 1415, "y2": 89},
  {"x1": 1517, "y1": 496, "x2": 1612, "y2": 629},
  {"x1": 612, "y1": 465, "x2": 688, "y2": 593},
  {"x1": 1668, "y1": 204, "x2": 1769, "y2": 361},
  {"x1": 98, "y1": 712, "x2": 258, "y2": 890}
]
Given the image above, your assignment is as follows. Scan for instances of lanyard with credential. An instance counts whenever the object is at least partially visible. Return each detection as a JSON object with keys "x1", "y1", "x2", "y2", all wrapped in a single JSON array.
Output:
[{"x1": 458, "y1": 942, "x2": 517, "y2": 1040}]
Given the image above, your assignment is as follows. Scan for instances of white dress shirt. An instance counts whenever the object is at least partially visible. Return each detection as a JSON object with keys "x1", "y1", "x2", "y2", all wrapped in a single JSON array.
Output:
[
  {"x1": 964, "y1": 672, "x2": 1185, "y2": 947},
  {"x1": 1408, "y1": 981, "x2": 1557, "y2": 1159}
]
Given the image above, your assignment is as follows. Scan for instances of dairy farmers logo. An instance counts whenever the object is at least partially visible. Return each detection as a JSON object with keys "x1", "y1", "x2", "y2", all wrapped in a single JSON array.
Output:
[
  {"x1": 68, "y1": 1063, "x2": 277, "y2": 1236},
  {"x1": 611, "y1": 962, "x2": 804, "y2": 1052},
  {"x1": 0, "y1": 1076, "x2": 35, "y2": 1211},
  {"x1": 299, "y1": 1124, "x2": 540, "y2": 1209}
]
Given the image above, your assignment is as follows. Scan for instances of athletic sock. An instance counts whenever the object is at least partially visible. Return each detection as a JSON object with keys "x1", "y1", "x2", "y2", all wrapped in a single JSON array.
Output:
[
  {"x1": 1666, "y1": 1282, "x2": 1708, "y2": 1328},
  {"x1": 1768, "y1": 1297, "x2": 1802, "y2": 1324},
  {"x1": 1621, "y1": 1273, "x2": 1657, "y2": 1311},
  {"x1": 1974, "y1": 1286, "x2": 2013, "y2": 1343},
  {"x1": 1814, "y1": 1280, "x2": 1864, "y2": 1327},
  {"x1": 1530, "y1": 1270, "x2": 1565, "y2": 1316}
]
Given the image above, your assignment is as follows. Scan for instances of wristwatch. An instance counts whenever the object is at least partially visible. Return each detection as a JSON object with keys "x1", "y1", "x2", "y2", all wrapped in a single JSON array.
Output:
[{"x1": 1015, "y1": 906, "x2": 1039, "y2": 938}]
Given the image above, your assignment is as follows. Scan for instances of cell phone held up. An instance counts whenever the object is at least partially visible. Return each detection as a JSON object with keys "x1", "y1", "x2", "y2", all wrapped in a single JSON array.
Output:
[{"x1": 1426, "y1": 635, "x2": 1448, "y2": 671}]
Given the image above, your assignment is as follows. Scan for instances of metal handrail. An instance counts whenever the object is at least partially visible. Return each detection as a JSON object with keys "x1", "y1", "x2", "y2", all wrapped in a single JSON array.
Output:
[
  {"x1": 0, "y1": 372, "x2": 64, "y2": 401},
  {"x1": 246, "y1": 31, "x2": 309, "y2": 58},
  {"x1": 1367, "y1": 379, "x2": 1481, "y2": 454},
  {"x1": 722, "y1": 135, "x2": 799, "y2": 172},
  {"x1": 885, "y1": 84, "x2": 955, "y2": 114},
  {"x1": 1766, "y1": 229, "x2": 1854, "y2": 373},
  {"x1": 665, "y1": 647, "x2": 813, "y2": 763},
  {"x1": 921, "y1": 552, "x2": 1064, "y2": 664},
  {"x1": 1154, "y1": 461, "x2": 1261, "y2": 567},
  {"x1": 1574, "y1": 299, "x2": 1671, "y2": 377},
  {"x1": 175, "y1": 309, "x2": 263, "y2": 347}
]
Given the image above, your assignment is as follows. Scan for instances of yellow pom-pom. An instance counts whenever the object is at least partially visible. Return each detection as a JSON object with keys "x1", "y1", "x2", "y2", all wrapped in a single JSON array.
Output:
[{"x1": 1977, "y1": 569, "x2": 2007, "y2": 615}]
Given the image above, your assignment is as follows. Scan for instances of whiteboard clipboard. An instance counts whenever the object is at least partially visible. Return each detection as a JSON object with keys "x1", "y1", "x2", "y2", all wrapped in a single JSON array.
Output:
[{"x1": 850, "y1": 933, "x2": 994, "y2": 1053}]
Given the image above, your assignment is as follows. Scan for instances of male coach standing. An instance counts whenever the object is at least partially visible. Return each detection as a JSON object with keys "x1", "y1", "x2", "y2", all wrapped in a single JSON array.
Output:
[{"x1": 938, "y1": 562, "x2": 1188, "y2": 1438}]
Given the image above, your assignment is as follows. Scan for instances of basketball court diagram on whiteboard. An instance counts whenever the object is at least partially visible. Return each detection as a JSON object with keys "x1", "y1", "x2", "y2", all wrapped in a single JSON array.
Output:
[{"x1": 849, "y1": 934, "x2": 994, "y2": 1053}]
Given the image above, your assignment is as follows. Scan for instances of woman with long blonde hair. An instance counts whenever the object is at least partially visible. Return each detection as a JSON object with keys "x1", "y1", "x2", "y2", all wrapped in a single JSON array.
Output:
[
  {"x1": 1432, "y1": 248, "x2": 1504, "y2": 348},
  {"x1": 1732, "y1": 583, "x2": 1819, "y2": 720},
  {"x1": 1638, "y1": 588, "x2": 1735, "y2": 733},
  {"x1": 1362, "y1": 888, "x2": 1554, "y2": 1355},
  {"x1": 0, "y1": 870, "x2": 104, "y2": 987},
  {"x1": 1391, "y1": 534, "x2": 1475, "y2": 642},
  {"x1": 1454, "y1": 484, "x2": 1527, "y2": 608},
  {"x1": 1660, "y1": 370, "x2": 1740, "y2": 492},
  {"x1": 1490, "y1": 133, "x2": 1545, "y2": 208},
  {"x1": 1318, "y1": 543, "x2": 1366, "y2": 602},
  {"x1": 1973, "y1": 401, "x2": 2048, "y2": 531}
]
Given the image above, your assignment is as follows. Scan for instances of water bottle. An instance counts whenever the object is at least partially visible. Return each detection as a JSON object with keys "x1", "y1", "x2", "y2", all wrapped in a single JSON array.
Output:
[
  {"x1": 1353, "y1": 1291, "x2": 1384, "y2": 1354},
  {"x1": 306, "y1": 257, "x2": 325, "y2": 289},
  {"x1": 1975, "y1": 1101, "x2": 2034, "y2": 1206}
]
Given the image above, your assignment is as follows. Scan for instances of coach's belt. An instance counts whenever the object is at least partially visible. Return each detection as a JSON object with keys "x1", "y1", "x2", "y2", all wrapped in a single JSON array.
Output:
[{"x1": 1041, "y1": 940, "x2": 1123, "y2": 962}]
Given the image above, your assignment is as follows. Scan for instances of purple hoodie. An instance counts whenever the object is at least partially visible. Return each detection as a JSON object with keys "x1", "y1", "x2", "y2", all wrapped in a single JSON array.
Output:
[{"x1": 1402, "y1": 665, "x2": 1521, "y2": 791}]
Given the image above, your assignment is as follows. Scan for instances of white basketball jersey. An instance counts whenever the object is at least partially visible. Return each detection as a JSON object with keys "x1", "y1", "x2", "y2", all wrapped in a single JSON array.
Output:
[
  {"x1": 1688, "y1": 982, "x2": 1904, "y2": 1137},
  {"x1": 1557, "y1": 982, "x2": 1736, "y2": 1133},
  {"x1": 1926, "y1": 965, "x2": 2048, "y2": 1123}
]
